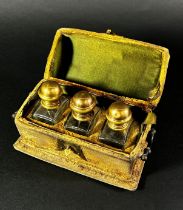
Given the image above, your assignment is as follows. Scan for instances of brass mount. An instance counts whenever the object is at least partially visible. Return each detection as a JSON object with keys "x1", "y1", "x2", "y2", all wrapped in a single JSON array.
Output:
[
  {"x1": 106, "y1": 101, "x2": 132, "y2": 131},
  {"x1": 38, "y1": 80, "x2": 62, "y2": 109},
  {"x1": 70, "y1": 91, "x2": 97, "y2": 121}
]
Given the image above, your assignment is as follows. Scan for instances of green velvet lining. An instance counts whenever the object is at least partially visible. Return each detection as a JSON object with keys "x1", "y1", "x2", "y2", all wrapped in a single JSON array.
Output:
[{"x1": 54, "y1": 33, "x2": 162, "y2": 100}]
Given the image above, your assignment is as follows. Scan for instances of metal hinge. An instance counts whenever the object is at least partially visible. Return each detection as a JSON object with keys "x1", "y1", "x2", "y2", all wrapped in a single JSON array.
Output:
[
  {"x1": 12, "y1": 111, "x2": 18, "y2": 119},
  {"x1": 106, "y1": 29, "x2": 116, "y2": 35}
]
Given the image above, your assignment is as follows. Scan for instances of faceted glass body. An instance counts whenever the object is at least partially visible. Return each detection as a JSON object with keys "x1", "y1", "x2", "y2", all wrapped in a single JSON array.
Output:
[
  {"x1": 99, "y1": 122, "x2": 129, "y2": 149},
  {"x1": 64, "y1": 107, "x2": 100, "y2": 136},
  {"x1": 32, "y1": 95, "x2": 69, "y2": 125}
]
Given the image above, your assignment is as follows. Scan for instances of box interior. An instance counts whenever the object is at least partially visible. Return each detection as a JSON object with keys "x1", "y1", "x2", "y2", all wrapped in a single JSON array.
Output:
[{"x1": 21, "y1": 79, "x2": 148, "y2": 154}]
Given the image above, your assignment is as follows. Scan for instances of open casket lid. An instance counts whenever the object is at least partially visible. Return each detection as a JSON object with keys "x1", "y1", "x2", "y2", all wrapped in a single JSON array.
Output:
[{"x1": 44, "y1": 28, "x2": 170, "y2": 111}]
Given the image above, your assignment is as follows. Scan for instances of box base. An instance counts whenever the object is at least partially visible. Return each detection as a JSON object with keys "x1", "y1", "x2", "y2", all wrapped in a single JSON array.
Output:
[{"x1": 14, "y1": 136, "x2": 144, "y2": 191}]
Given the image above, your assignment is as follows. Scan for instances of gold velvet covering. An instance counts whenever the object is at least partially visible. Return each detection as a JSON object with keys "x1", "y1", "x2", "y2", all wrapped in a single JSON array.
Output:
[{"x1": 14, "y1": 28, "x2": 170, "y2": 191}]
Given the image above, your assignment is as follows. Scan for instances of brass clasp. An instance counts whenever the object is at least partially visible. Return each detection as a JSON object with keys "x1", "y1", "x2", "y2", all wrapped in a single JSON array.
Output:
[{"x1": 59, "y1": 140, "x2": 87, "y2": 160}]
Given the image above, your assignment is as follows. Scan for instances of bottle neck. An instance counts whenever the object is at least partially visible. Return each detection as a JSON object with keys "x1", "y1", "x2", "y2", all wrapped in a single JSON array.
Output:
[
  {"x1": 72, "y1": 110, "x2": 94, "y2": 122},
  {"x1": 41, "y1": 99, "x2": 60, "y2": 110},
  {"x1": 107, "y1": 118, "x2": 133, "y2": 131}
]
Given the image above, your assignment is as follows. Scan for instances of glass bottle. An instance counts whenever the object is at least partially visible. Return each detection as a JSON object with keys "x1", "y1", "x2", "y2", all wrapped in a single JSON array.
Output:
[
  {"x1": 99, "y1": 101, "x2": 133, "y2": 149},
  {"x1": 32, "y1": 80, "x2": 69, "y2": 125},
  {"x1": 64, "y1": 90, "x2": 100, "y2": 136}
]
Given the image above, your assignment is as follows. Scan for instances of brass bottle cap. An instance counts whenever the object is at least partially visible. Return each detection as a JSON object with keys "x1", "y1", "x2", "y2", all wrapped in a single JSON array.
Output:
[
  {"x1": 38, "y1": 80, "x2": 62, "y2": 109},
  {"x1": 106, "y1": 101, "x2": 132, "y2": 131},
  {"x1": 70, "y1": 91, "x2": 97, "y2": 121}
]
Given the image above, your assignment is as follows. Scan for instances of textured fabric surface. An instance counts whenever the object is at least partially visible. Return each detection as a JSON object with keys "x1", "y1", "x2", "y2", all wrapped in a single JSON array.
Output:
[{"x1": 55, "y1": 33, "x2": 162, "y2": 100}]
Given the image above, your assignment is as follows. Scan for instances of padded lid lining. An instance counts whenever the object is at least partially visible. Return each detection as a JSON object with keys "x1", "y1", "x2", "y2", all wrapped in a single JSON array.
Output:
[{"x1": 45, "y1": 28, "x2": 169, "y2": 104}]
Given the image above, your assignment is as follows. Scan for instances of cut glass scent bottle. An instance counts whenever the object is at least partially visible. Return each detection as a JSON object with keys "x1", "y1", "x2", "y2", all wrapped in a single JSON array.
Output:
[
  {"x1": 99, "y1": 101, "x2": 133, "y2": 149},
  {"x1": 64, "y1": 90, "x2": 100, "y2": 136},
  {"x1": 32, "y1": 80, "x2": 69, "y2": 125}
]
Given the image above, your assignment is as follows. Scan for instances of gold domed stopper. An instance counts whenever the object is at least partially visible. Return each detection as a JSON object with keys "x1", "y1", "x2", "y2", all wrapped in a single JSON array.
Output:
[
  {"x1": 70, "y1": 90, "x2": 97, "y2": 121},
  {"x1": 106, "y1": 101, "x2": 132, "y2": 130},
  {"x1": 38, "y1": 80, "x2": 62, "y2": 109}
]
